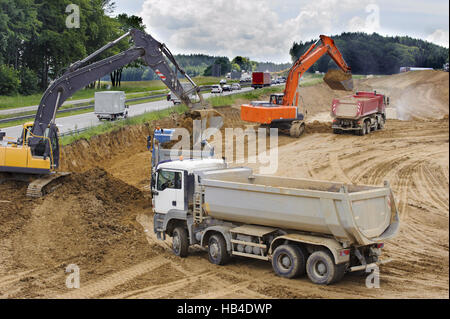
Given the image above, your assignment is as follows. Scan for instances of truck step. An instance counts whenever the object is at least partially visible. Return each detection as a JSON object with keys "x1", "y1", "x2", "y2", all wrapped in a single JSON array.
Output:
[
  {"x1": 230, "y1": 239, "x2": 267, "y2": 249},
  {"x1": 232, "y1": 251, "x2": 268, "y2": 261}
]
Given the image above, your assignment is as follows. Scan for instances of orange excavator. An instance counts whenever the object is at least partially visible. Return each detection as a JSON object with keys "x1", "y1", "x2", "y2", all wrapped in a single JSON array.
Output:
[{"x1": 241, "y1": 35, "x2": 352, "y2": 137}]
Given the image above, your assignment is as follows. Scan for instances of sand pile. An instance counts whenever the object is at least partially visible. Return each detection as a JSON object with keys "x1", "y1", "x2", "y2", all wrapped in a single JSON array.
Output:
[
  {"x1": 323, "y1": 69, "x2": 353, "y2": 91},
  {"x1": 0, "y1": 181, "x2": 34, "y2": 237},
  {"x1": 12, "y1": 168, "x2": 151, "y2": 269},
  {"x1": 0, "y1": 168, "x2": 155, "y2": 297},
  {"x1": 356, "y1": 70, "x2": 449, "y2": 120},
  {"x1": 306, "y1": 121, "x2": 332, "y2": 133}
]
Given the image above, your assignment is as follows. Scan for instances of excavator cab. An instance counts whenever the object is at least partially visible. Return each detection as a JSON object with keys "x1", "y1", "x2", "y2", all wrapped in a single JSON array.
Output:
[{"x1": 270, "y1": 93, "x2": 284, "y2": 105}]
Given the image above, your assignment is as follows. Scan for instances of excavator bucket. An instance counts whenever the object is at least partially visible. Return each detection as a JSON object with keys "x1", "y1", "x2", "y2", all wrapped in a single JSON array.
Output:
[
  {"x1": 324, "y1": 69, "x2": 353, "y2": 91},
  {"x1": 169, "y1": 108, "x2": 223, "y2": 149},
  {"x1": 187, "y1": 108, "x2": 224, "y2": 139}
]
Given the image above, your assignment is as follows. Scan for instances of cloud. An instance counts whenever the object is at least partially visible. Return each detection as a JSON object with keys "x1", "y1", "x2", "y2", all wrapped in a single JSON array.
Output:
[
  {"x1": 426, "y1": 29, "x2": 449, "y2": 48},
  {"x1": 139, "y1": 0, "x2": 385, "y2": 62}
]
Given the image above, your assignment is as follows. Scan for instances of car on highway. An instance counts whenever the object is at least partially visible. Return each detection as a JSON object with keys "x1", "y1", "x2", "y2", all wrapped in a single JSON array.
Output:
[
  {"x1": 219, "y1": 79, "x2": 227, "y2": 85},
  {"x1": 222, "y1": 84, "x2": 232, "y2": 92},
  {"x1": 211, "y1": 85, "x2": 223, "y2": 94},
  {"x1": 231, "y1": 83, "x2": 241, "y2": 90}
]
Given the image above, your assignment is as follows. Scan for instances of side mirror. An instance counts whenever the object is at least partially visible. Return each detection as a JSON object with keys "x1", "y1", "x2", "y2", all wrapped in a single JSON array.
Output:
[
  {"x1": 151, "y1": 173, "x2": 156, "y2": 188},
  {"x1": 386, "y1": 97, "x2": 390, "y2": 105},
  {"x1": 147, "y1": 136, "x2": 152, "y2": 150}
]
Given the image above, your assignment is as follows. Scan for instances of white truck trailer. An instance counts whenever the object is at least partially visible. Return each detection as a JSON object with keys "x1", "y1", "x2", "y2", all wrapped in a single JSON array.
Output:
[
  {"x1": 152, "y1": 158, "x2": 399, "y2": 285},
  {"x1": 94, "y1": 91, "x2": 128, "y2": 121}
]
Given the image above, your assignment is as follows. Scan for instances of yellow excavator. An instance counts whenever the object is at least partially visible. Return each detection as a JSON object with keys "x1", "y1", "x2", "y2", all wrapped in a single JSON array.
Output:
[{"x1": 0, "y1": 29, "x2": 215, "y2": 197}]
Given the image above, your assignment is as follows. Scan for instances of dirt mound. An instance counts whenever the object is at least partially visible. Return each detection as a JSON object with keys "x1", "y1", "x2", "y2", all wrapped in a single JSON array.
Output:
[
  {"x1": 298, "y1": 83, "x2": 350, "y2": 117},
  {"x1": 306, "y1": 121, "x2": 332, "y2": 133},
  {"x1": 1, "y1": 168, "x2": 154, "y2": 297},
  {"x1": 323, "y1": 69, "x2": 353, "y2": 91},
  {"x1": 356, "y1": 70, "x2": 449, "y2": 120},
  {"x1": 0, "y1": 181, "x2": 34, "y2": 237}
]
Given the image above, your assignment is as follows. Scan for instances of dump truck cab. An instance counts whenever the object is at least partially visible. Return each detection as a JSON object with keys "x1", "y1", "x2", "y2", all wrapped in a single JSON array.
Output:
[{"x1": 151, "y1": 159, "x2": 225, "y2": 214}]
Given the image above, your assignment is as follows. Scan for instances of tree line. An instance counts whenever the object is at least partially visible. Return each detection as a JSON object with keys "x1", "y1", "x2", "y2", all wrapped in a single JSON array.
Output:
[
  {"x1": 0, "y1": 0, "x2": 145, "y2": 96},
  {"x1": 2, "y1": 1, "x2": 447, "y2": 97},
  {"x1": 289, "y1": 32, "x2": 449, "y2": 75},
  {"x1": 113, "y1": 55, "x2": 291, "y2": 82}
]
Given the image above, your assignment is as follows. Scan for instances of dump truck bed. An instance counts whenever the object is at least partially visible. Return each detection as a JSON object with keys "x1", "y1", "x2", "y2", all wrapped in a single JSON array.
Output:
[
  {"x1": 200, "y1": 167, "x2": 399, "y2": 246},
  {"x1": 331, "y1": 92, "x2": 385, "y2": 119}
]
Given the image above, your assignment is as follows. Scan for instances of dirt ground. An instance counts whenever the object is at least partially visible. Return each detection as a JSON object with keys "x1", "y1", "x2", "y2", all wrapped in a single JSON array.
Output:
[{"x1": 0, "y1": 70, "x2": 448, "y2": 298}]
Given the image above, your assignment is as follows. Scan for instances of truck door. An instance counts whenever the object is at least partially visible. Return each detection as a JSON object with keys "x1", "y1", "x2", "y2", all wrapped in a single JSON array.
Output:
[{"x1": 154, "y1": 169, "x2": 185, "y2": 214}]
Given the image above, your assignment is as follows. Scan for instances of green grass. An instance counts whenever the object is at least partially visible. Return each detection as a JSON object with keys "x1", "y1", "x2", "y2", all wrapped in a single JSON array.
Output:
[
  {"x1": 59, "y1": 85, "x2": 276, "y2": 146},
  {"x1": 0, "y1": 76, "x2": 230, "y2": 110},
  {"x1": 0, "y1": 95, "x2": 168, "y2": 129},
  {"x1": 59, "y1": 105, "x2": 188, "y2": 146},
  {"x1": 209, "y1": 86, "x2": 285, "y2": 108}
]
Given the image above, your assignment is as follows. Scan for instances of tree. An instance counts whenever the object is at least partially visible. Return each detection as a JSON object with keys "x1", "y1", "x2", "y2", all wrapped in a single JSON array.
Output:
[
  {"x1": 0, "y1": 0, "x2": 39, "y2": 69},
  {"x1": 289, "y1": 32, "x2": 449, "y2": 75},
  {"x1": 231, "y1": 63, "x2": 241, "y2": 72},
  {"x1": 109, "y1": 13, "x2": 146, "y2": 87},
  {"x1": 203, "y1": 57, "x2": 231, "y2": 76},
  {"x1": 232, "y1": 56, "x2": 252, "y2": 72},
  {"x1": 0, "y1": 64, "x2": 20, "y2": 95},
  {"x1": 19, "y1": 67, "x2": 39, "y2": 95}
]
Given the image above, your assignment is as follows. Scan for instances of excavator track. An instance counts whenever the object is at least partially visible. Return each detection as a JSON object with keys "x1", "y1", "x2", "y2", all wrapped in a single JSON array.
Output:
[{"x1": 26, "y1": 172, "x2": 71, "y2": 198}]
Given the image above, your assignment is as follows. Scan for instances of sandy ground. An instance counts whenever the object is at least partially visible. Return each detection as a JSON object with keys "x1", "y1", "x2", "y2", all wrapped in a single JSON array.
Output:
[{"x1": 0, "y1": 70, "x2": 448, "y2": 298}]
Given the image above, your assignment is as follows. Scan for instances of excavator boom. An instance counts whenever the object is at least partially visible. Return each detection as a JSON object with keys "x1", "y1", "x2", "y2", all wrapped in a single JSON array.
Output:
[
  {"x1": 283, "y1": 35, "x2": 352, "y2": 106},
  {"x1": 1, "y1": 29, "x2": 216, "y2": 197},
  {"x1": 240, "y1": 34, "x2": 352, "y2": 138}
]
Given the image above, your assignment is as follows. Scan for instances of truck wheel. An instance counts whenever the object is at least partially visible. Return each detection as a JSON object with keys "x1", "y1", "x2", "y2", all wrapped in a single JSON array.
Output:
[
  {"x1": 373, "y1": 118, "x2": 378, "y2": 131},
  {"x1": 272, "y1": 245, "x2": 306, "y2": 279},
  {"x1": 172, "y1": 227, "x2": 189, "y2": 258},
  {"x1": 208, "y1": 234, "x2": 230, "y2": 265},
  {"x1": 306, "y1": 250, "x2": 345, "y2": 285},
  {"x1": 357, "y1": 125, "x2": 365, "y2": 136},
  {"x1": 378, "y1": 117, "x2": 385, "y2": 130},
  {"x1": 333, "y1": 128, "x2": 342, "y2": 134},
  {"x1": 365, "y1": 121, "x2": 371, "y2": 134}
]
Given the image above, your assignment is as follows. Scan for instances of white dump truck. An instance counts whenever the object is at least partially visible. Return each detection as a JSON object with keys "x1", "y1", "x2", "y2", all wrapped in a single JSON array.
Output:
[
  {"x1": 152, "y1": 158, "x2": 399, "y2": 285},
  {"x1": 94, "y1": 91, "x2": 129, "y2": 121}
]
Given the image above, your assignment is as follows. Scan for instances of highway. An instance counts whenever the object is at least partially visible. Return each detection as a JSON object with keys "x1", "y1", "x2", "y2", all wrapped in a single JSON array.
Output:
[{"x1": 1, "y1": 86, "x2": 258, "y2": 139}]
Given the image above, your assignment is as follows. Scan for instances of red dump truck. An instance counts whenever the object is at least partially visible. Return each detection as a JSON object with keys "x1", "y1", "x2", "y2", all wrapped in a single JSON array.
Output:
[
  {"x1": 331, "y1": 91, "x2": 389, "y2": 135},
  {"x1": 251, "y1": 72, "x2": 271, "y2": 89}
]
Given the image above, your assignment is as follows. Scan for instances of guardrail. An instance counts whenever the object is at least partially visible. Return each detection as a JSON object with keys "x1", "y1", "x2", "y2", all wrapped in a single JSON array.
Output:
[
  {"x1": 0, "y1": 82, "x2": 254, "y2": 125},
  {"x1": 59, "y1": 127, "x2": 91, "y2": 137}
]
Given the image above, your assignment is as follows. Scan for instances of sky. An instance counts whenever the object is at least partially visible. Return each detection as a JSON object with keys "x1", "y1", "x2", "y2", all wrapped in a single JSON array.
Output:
[{"x1": 111, "y1": 0, "x2": 449, "y2": 63}]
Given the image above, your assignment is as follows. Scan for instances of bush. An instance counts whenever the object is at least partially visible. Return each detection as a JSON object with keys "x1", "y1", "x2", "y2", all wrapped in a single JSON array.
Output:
[
  {"x1": 0, "y1": 64, "x2": 20, "y2": 95},
  {"x1": 19, "y1": 67, "x2": 39, "y2": 95}
]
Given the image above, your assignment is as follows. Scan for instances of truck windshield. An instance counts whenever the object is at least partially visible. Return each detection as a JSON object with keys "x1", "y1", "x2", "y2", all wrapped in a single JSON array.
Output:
[{"x1": 157, "y1": 170, "x2": 182, "y2": 190}]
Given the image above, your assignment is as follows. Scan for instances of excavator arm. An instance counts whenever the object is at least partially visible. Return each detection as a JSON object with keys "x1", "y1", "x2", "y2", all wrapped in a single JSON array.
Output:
[
  {"x1": 282, "y1": 35, "x2": 352, "y2": 106},
  {"x1": 240, "y1": 34, "x2": 352, "y2": 138},
  {"x1": 29, "y1": 29, "x2": 205, "y2": 158}
]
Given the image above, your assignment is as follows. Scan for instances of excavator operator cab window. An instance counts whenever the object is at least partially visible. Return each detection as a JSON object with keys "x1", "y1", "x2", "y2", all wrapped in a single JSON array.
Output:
[
  {"x1": 270, "y1": 94, "x2": 284, "y2": 105},
  {"x1": 17, "y1": 128, "x2": 28, "y2": 146}
]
